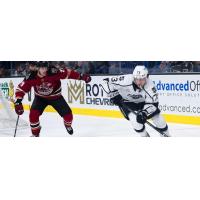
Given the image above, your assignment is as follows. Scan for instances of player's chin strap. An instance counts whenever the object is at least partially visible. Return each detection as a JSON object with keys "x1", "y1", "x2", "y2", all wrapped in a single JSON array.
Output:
[{"x1": 100, "y1": 83, "x2": 169, "y2": 137}]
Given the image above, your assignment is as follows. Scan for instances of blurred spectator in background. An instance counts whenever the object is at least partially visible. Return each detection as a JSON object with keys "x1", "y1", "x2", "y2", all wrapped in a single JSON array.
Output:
[
  {"x1": 76, "y1": 61, "x2": 89, "y2": 73},
  {"x1": 169, "y1": 61, "x2": 193, "y2": 72},
  {"x1": 63, "y1": 61, "x2": 79, "y2": 71},
  {"x1": 150, "y1": 61, "x2": 171, "y2": 73},
  {"x1": 0, "y1": 62, "x2": 10, "y2": 77},
  {"x1": 193, "y1": 61, "x2": 200, "y2": 72},
  {"x1": 58, "y1": 61, "x2": 67, "y2": 69},
  {"x1": 24, "y1": 62, "x2": 38, "y2": 77},
  {"x1": 109, "y1": 62, "x2": 121, "y2": 74},
  {"x1": 0, "y1": 67, "x2": 6, "y2": 78},
  {"x1": 145, "y1": 61, "x2": 161, "y2": 72},
  {"x1": 0, "y1": 61, "x2": 199, "y2": 78},
  {"x1": 28, "y1": 62, "x2": 37, "y2": 71},
  {"x1": 95, "y1": 61, "x2": 109, "y2": 74},
  {"x1": 13, "y1": 64, "x2": 26, "y2": 76},
  {"x1": 87, "y1": 62, "x2": 96, "y2": 74}
]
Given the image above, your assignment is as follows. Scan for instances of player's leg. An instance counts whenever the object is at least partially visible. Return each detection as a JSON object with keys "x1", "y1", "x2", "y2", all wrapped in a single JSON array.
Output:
[
  {"x1": 119, "y1": 102, "x2": 150, "y2": 137},
  {"x1": 128, "y1": 112, "x2": 150, "y2": 137},
  {"x1": 142, "y1": 104, "x2": 170, "y2": 137},
  {"x1": 29, "y1": 96, "x2": 48, "y2": 137},
  {"x1": 151, "y1": 114, "x2": 170, "y2": 137},
  {"x1": 50, "y1": 96, "x2": 73, "y2": 135}
]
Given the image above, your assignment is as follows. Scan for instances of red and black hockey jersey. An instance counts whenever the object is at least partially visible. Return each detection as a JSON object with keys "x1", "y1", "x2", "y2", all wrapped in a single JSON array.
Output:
[{"x1": 15, "y1": 68, "x2": 82, "y2": 100}]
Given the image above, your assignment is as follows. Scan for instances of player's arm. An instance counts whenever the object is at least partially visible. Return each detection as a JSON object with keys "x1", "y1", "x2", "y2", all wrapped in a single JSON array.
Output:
[
  {"x1": 56, "y1": 68, "x2": 92, "y2": 83},
  {"x1": 14, "y1": 79, "x2": 32, "y2": 115},
  {"x1": 15, "y1": 79, "x2": 32, "y2": 100},
  {"x1": 137, "y1": 80, "x2": 160, "y2": 124},
  {"x1": 101, "y1": 79, "x2": 123, "y2": 106}
]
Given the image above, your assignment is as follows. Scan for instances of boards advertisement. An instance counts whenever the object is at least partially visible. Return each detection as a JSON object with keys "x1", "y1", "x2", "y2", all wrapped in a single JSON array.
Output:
[{"x1": 0, "y1": 74, "x2": 200, "y2": 125}]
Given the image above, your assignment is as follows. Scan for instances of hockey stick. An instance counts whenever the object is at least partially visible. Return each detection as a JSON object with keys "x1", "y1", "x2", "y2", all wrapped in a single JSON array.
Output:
[
  {"x1": 14, "y1": 115, "x2": 20, "y2": 137},
  {"x1": 100, "y1": 83, "x2": 169, "y2": 137}
]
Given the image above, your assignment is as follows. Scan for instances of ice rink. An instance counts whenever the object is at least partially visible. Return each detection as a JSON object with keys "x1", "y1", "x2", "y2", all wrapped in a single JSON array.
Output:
[{"x1": 1, "y1": 111, "x2": 199, "y2": 137}]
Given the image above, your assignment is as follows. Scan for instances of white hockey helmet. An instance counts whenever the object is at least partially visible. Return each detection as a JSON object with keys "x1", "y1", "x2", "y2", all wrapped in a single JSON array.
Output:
[{"x1": 133, "y1": 65, "x2": 148, "y2": 80}]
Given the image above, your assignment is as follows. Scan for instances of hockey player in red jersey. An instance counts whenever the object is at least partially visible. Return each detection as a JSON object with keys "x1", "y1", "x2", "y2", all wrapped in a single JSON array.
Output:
[{"x1": 14, "y1": 61, "x2": 91, "y2": 137}]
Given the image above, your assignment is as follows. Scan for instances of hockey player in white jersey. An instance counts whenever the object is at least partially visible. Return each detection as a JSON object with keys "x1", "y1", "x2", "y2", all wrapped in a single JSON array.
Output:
[{"x1": 103, "y1": 65, "x2": 170, "y2": 137}]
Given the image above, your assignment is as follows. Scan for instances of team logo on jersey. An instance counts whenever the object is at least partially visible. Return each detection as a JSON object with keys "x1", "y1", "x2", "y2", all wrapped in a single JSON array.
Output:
[
  {"x1": 67, "y1": 81, "x2": 85, "y2": 104},
  {"x1": 36, "y1": 82, "x2": 54, "y2": 96},
  {"x1": 127, "y1": 94, "x2": 143, "y2": 99}
]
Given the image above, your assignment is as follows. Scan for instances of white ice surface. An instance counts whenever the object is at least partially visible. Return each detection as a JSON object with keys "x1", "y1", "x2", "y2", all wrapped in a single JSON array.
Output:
[{"x1": 0, "y1": 111, "x2": 199, "y2": 137}]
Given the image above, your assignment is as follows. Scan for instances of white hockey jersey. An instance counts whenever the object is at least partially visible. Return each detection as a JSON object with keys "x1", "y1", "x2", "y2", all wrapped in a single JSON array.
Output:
[{"x1": 103, "y1": 75, "x2": 158, "y2": 104}]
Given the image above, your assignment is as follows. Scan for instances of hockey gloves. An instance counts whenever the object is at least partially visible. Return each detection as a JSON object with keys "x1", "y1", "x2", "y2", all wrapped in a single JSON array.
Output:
[
  {"x1": 136, "y1": 110, "x2": 148, "y2": 124},
  {"x1": 80, "y1": 74, "x2": 92, "y2": 83},
  {"x1": 14, "y1": 99, "x2": 24, "y2": 115}
]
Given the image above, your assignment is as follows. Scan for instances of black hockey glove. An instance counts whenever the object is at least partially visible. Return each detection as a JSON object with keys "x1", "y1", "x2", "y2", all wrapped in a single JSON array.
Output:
[
  {"x1": 136, "y1": 110, "x2": 148, "y2": 124},
  {"x1": 110, "y1": 94, "x2": 123, "y2": 106}
]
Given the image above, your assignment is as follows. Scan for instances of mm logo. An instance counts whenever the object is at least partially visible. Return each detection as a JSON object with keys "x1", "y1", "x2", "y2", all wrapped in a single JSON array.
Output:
[{"x1": 67, "y1": 81, "x2": 85, "y2": 104}]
